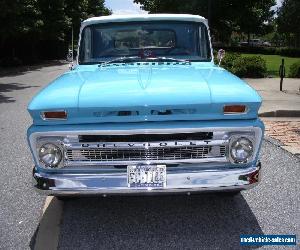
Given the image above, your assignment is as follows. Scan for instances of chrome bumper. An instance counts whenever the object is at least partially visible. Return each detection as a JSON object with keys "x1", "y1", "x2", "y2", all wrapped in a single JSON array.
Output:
[{"x1": 32, "y1": 161, "x2": 261, "y2": 196}]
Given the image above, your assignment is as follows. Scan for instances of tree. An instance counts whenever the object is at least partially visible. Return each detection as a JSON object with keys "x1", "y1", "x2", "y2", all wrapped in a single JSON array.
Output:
[
  {"x1": 64, "y1": 0, "x2": 111, "y2": 43},
  {"x1": 0, "y1": 0, "x2": 111, "y2": 63},
  {"x1": 38, "y1": 0, "x2": 70, "y2": 41},
  {"x1": 237, "y1": 1, "x2": 275, "y2": 43},
  {"x1": 87, "y1": 0, "x2": 111, "y2": 17},
  {"x1": 0, "y1": 0, "x2": 43, "y2": 61},
  {"x1": 0, "y1": 0, "x2": 42, "y2": 42},
  {"x1": 134, "y1": 0, "x2": 275, "y2": 44},
  {"x1": 277, "y1": 0, "x2": 300, "y2": 47}
]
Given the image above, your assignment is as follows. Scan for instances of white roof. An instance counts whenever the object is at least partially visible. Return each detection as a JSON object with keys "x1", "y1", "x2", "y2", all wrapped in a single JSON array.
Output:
[{"x1": 82, "y1": 14, "x2": 207, "y2": 28}]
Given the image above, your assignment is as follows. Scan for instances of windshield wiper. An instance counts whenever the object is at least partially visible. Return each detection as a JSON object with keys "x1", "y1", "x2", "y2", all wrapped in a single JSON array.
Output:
[
  {"x1": 98, "y1": 56, "x2": 190, "y2": 67},
  {"x1": 98, "y1": 56, "x2": 140, "y2": 67},
  {"x1": 145, "y1": 57, "x2": 190, "y2": 63}
]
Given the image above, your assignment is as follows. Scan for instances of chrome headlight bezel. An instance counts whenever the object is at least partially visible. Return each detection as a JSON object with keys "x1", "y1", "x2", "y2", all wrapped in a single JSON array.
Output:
[
  {"x1": 228, "y1": 135, "x2": 255, "y2": 164},
  {"x1": 36, "y1": 138, "x2": 64, "y2": 168}
]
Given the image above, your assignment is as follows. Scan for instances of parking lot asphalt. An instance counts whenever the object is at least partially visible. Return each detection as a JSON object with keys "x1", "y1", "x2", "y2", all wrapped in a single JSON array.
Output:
[
  {"x1": 0, "y1": 64, "x2": 299, "y2": 250},
  {"x1": 0, "y1": 63, "x2": 67, "y2": 249},
  {"x1": 57, "y1": 140, "x2": 299, "y2": 250}
]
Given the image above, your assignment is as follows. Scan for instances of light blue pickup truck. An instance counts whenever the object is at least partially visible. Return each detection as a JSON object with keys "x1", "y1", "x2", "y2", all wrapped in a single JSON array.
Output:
[{"x1": 27, "y1": 14, "x2": 264, "y2": 197}]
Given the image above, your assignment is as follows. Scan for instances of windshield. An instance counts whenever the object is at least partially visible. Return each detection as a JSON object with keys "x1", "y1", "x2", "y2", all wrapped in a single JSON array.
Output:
[{"x1": 79, "y1": 21, "x2": 211, "y2": 64}]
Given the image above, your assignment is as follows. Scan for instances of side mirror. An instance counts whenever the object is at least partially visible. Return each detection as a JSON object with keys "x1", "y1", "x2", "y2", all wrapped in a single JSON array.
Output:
[
  {"x1": 67, "y1": 49, "x2": 74, "y2": 70},
  {"x1": 68, "y1": 62, "x2": 74, "y2": 70},
  {"x1": 217, "y1": 49, "x2": 225, "y2": 66},
  {"x1": 67, "y1": 49, "x2": 73, "y2": 62}
]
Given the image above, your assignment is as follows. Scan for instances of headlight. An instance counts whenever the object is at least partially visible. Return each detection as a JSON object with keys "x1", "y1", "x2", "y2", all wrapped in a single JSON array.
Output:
[
  {"x1": 38, "y1": 143, "x2": 62, "y2": 168},
  {"x1": 229, "y1": 137, "x2": 253, "y2": 164}
]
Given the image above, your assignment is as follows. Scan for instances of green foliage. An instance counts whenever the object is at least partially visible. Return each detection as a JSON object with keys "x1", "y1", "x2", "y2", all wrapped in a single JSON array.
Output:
[
  {"x1": 38, "y1": 0, "x2": 69, "y2": 41},
  {"x1": 0, "y1": 0, "x2": 42, "y2": 40},
  {"x1": 236, "y1": 1, "x2": 275, "y2": 38},
  {"x1": 220, "y1": 54, "x2": 267, "y2": 78},
  {"x1": 134, "y1": 0, "x2": 276, "y2": 42},
  {"x1": 277, "y1": 0, "x2": 300, "y2": 47},
  {"x1": 64, "y1": 0, "x2": 111, "y2": 42},
  {"x1": 0, "y1": 0, "x2": 111, "y2": 63},
  {"x1": 279, "y1": 48, "x2": 300, "y2": 57},
  {"x1": 231, "y1": 56, "x2": 267, "y2": 78},
  {"x1": 288, "y1": 61, "x2": 300, "y2": 78},
  {"x1": 220, "y1": 52, "x2": 300, "y2": 77},
  {"x1": 214, "y1": 46, "x2": 300, "y2": 58},
  {"x1": 241, "y1": 53, "x2": 300, "y2": 77},
  {"x1": 220, "y1": 53, "x2": 241, "y2": 71}
]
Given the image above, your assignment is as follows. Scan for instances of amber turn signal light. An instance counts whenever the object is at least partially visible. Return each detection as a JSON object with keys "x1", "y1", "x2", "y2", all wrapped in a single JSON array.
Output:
[
  {"x1": 223, "y1": 105, "x2": 247, "y2": 114},
  {"x1": 42, "y1": 111, "x2": 67, "y2": 120}
]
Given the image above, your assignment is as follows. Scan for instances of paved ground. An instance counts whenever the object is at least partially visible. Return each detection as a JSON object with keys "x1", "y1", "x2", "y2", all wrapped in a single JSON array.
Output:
[
  {"x1": 0, "y1": 64, "x2": 299, "y2": 249},
  {"x1": 0, "y1": 63, "x2": 68, "y2": 249},
  {"x1": 58, "y1": 140, "x2": 299, "y2": 250},
  {"x1": 245, "y1": 78, "x2": 300, "y2": 116}
]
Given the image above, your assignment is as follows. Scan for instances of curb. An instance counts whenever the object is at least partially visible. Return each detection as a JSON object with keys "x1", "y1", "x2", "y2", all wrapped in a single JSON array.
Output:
[
  {"x1": 34, "y1": 197, "x2": 63, "y2": 250},
  {"x1": 259, "y1": 110, "x2": 300, "y2": 117},
  {"x1": 264, "y1": 137, "x2": 300, "y2": 158}
]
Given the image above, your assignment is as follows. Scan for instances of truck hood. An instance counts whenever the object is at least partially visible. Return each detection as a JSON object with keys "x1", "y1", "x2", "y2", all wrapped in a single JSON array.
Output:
[{"x1": 28, "y1": 63, "x2": 262, "y2": 125}]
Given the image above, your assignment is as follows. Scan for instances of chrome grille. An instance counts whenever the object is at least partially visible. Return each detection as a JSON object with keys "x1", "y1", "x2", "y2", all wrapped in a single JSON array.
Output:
[{"x1": 65, "y1": 144, "x2": 227, "y2": 166}]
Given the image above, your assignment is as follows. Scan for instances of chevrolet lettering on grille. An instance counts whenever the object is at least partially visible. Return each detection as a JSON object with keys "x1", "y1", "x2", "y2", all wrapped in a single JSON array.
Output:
[{"x1": 79, "y1": 140, "x2": 226, "y2": 149}]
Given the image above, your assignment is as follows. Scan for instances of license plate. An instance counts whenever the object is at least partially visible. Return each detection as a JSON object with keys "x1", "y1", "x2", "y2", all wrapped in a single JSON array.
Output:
[{"x1": 127, "y1": 165, "x2": 166, "y2": 188}]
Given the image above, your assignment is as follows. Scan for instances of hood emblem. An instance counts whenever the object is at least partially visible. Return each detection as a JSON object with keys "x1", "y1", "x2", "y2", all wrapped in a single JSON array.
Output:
[{"x1": 137, "y1": 65, "x2": 152, "y2": 89}]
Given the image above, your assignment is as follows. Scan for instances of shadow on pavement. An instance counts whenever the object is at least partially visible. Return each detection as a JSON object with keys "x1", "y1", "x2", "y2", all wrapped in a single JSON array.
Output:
[
  {"x1": 30, "y1": 197, "x2": 63, "y2": 250},
  {"x1": 57, "y1": 194, "x2": 263, "y2": 250},
  {"x1": 0, "y1": 82, "x2": 38, "y2": 103},
  {"x1": 0, "y1": 60, "x2": 67, "y2": 77}
]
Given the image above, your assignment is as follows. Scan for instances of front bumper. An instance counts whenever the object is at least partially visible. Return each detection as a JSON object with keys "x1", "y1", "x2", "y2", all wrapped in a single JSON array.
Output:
[{"x1": 33, "y1": 161, "x2": 261, "y2": 196}]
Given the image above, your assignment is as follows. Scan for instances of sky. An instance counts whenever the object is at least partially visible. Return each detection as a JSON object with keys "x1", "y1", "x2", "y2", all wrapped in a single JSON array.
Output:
[
  {"x1": 105, "y1": 0, "x2": 147, "y2": 15},
  {"x1": 105, "y1": 0, "x2": 283, "y2": 15}
]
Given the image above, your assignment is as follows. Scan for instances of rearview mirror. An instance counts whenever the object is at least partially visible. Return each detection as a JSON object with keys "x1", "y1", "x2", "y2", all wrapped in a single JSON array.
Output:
[{"x1": 217, "y1": 49, "x2": 225, "y2": 66}]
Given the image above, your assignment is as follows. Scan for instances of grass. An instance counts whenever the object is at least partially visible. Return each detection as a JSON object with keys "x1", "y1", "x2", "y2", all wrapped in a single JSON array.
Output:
[{"x1": 241, "y1": 53, "x2": 300, "y2": 77}]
